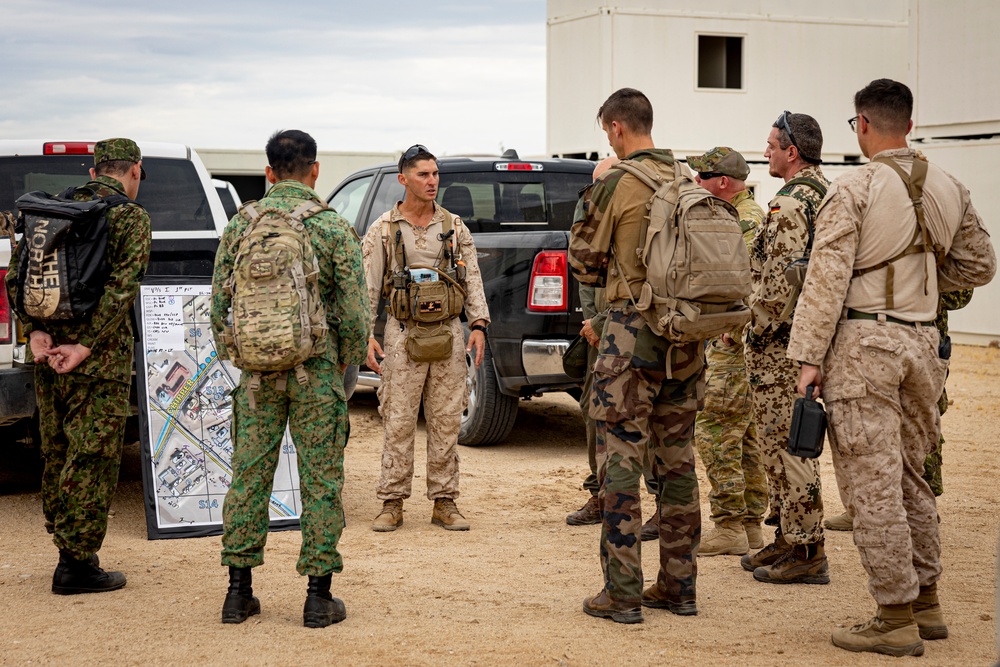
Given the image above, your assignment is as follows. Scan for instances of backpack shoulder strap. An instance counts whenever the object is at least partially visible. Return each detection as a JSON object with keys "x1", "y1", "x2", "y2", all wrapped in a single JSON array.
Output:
[
  {"x1": 778, "y1": 177, "x2": 828, "y2": 199},
  {"x1": 290, "y1": 198, "x2": 330, "y2": 223},
  {"x1": 614, "y1": 159, "x2": 662, "y2": 191}
]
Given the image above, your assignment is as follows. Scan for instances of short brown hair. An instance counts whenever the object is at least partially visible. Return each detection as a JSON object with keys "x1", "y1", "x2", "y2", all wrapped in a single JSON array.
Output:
[
  {"x1": 773, "y1": 112, "x2": 823, "y2": 164},
  {"x1": 854, "y1": 78, "x2": 913, "y2": 135},
  {"x1": 597, "y1": 88, "x2": 653, "y2": 135}
]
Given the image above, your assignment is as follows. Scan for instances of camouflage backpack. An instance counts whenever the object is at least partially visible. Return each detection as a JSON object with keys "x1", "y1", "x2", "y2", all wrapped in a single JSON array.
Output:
[
  {"x1": 222, "y1": 199, "x2": 328, "y2": 385},
  {"x1": 613, "y1": 159, "x2": 752, "y2": 344}
]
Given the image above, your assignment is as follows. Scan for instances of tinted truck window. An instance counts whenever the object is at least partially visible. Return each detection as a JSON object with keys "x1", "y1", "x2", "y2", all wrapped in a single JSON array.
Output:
[{"x1": 0, "y1": 156, "x2": 216, "y2": 232}]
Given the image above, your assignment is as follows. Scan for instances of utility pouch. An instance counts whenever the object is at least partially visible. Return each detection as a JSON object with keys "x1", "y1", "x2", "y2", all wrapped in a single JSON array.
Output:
[
  {"x1": 787, "y1": 385, "x2": 827, "y2": 459},
  {"x1": 405, "y1": 321, "x2": 454, "y2": 363},
  {"x1": 409, "y1": 280, "x2": 454, "y2": 324},
  {"x1": 784, "y1": 254, "x2": 809, "y2": 288},
  {"x1": 938, "y1": 334, "x2": 952, "y2": 360},
  {"x1": 561, "y1": 335, "x2": 589, "y2": 380}
]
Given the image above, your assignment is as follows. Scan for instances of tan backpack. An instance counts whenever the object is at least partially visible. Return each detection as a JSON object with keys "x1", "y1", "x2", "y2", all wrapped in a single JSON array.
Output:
[
  {"x1": 222, "y1": 199, "x2": 329, "y2": 396},
  {"x1": 613, "y1": 159, "x2": 752, "y2": 343}
]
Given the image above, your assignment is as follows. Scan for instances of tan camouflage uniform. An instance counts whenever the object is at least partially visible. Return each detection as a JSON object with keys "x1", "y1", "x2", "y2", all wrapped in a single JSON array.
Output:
[
  {"x1": 6, "y1": 172, "x2": 151, "y2": 560},
  {"x1": 569, "y1": 149, "x2": 704, "y2": 606},
  {"x1": 211, "y1": 179, "x2": 370, "y2": 576},
  {"x1": 743, "y1": 164, "x2": 828, "y2": 546},
  {"x1": 361, "y1": 202, "x2": 490, "y2": 501},
  {"x1": 787, "y1": 148, "x2": 996, "y2": 605},
  {"x1": 695, "y1": 189, "x2": 767, "y2": 527}
]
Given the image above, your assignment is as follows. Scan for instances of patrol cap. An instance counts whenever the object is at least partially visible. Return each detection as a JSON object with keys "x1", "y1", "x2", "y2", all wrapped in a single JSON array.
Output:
[
  {"x1": 94, "y1": 138, "x2": 145, "y2": 180},
  {"x1": 686, "y1": 146, "x2": 750, "y2": 181}
]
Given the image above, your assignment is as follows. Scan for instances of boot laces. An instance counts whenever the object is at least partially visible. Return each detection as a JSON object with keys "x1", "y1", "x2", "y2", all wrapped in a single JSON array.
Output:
[
  {"x1": 378, "y1": 499, "x2": 402, "y2": 517},
  {"x1": 436, "y1": 498, "x2": 462, "y2": 517}
]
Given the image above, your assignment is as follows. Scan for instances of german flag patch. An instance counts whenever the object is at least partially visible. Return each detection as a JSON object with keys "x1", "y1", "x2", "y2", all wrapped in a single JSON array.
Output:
[{"x1": 769, "y1": 205, "x2": 781, "y2": 215}]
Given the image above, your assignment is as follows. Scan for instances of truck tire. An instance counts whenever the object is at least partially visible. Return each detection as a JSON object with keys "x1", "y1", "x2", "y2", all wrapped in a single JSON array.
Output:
[{"x1": 459, "y1": 338, "x2": 518, "y2": 446}]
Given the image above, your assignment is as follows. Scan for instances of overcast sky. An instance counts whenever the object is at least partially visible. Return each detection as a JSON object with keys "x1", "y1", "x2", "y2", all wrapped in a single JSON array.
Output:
[{"x1": 1, "y1": 0, "x2": 546, "y2": 156}]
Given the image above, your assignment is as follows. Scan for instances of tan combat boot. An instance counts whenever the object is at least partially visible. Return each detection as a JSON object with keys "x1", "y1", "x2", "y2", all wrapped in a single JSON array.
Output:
[
  {"x1": 831, "y1": 604, "x2": 924, "y2": 657},
  {"x1": 743, "y1": 521, "x2": 765, "y2": 550},
  {"x1": 583, "y1": 589, "x2": 642, "y2": 624},
  {"x1": 371, "y1": 499, "x2": 404, "y2": 532},
  {"x1": 824, "y1": 511, "x2": 854, "y2": 531},
  {"x1": 698, "y1": 522, "x2": 749, "y2": 556},
  {"x1": 432, "y1": 498, "x2": 470, "y2": 531},
  {"x1": 753, "y1": 541, "x2": 830, "y2": 585},
  {"x1": 740, "y1": 531, "x2": 791, "y2": 572},
  {"x1": 912, "y1": 582, "x2": 948, "y2": 640}
]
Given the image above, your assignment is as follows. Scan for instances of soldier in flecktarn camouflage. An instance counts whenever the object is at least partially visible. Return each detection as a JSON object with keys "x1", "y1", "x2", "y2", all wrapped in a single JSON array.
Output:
[
  {"x1": 740, "y1": 112, "x2": 831, "y2": 586},
  {"x1": 210, "y1": 130, "x2": 369, "y2": 628},
  {"x1": 5, "y1": 138, "x2": 150, "y2": 595},
  {"x1": 789, "y1": 79, "x2": 995, "y2": 656},
  {"x1": 569, "y1": 88, "x2": 704, "y2": 624}
]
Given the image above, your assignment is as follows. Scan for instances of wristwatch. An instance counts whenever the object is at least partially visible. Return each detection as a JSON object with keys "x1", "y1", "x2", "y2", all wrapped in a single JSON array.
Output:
[{"x1": 470, "y1": 324, "x2": 488, "y2": 335}]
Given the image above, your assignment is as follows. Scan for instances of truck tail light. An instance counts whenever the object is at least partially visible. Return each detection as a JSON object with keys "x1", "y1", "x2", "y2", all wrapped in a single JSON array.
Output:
[
  {"x1": 44, "y1": 142, "x2": 95, "y2": 155},
  {"x1": 528, "y1": 250, "x2": 567, "y2": 312},
  {"x1": 0, "y1": 268, "x2": 11, "y2": 344}
]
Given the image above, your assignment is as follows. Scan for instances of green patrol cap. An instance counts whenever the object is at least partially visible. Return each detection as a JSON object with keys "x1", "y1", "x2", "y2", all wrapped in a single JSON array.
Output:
[
  {"x1": 94, "y1": 138, "x2": 146, "y2": 180},
  {"x1": 686, "y1": 146, "x2": 750, "y2": 181}
]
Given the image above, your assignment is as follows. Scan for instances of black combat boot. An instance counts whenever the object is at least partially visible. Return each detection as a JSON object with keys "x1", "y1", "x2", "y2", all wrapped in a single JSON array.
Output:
[
  {"x1": 221, "y1": 566, "x2": 260, "y2": 624},
  {"x1": 303, "y1": 574, "x2": 347, "y2": 628},
  {"x1": 52, "y1": 550, "x2": 126, "y2": 595}
]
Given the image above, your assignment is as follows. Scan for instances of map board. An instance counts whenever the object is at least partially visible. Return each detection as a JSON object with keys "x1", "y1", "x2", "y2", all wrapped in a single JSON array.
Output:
[{"x1": 135, "y1": 280, "x2": 301, "y2": 539}]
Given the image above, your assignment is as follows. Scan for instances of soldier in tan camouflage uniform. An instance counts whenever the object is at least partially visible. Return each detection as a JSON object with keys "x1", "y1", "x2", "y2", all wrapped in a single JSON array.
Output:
[
  {"x1": 570, "y1": 88, "x2": 704, "y2": 624},
  {"x1": 741, "y1": 112, "x2": 831, "y2": 585},
  {"x1": 789, "y1": 79, "x2": 995, "y2": 656},
  {"x1": 6, "y1": 138, "x2": 150, "y2": 595},
  {"x1": 362, "y1": 145, "x2": 490, "y2": 532},
  {"x1": 211, "y1": 130, "x2": 370, "y2": 628},
  {"x1": 686, "y1": 147, "x2": 768, "y2": 556}
]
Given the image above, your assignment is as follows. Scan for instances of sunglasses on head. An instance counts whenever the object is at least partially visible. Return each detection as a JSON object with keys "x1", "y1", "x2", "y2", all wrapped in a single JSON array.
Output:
[
  {"x1": 774, "y1": 110, "x2": 800, "y2": 152},
  {"x1": 402, "y1": 144, "x2": 430, "y2": 162}
]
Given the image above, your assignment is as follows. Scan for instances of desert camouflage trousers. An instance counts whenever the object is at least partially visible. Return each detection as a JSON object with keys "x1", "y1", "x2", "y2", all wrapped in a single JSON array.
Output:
[
  {"x1": 823, "y1": 320, "x2": 946, "y2": 605},
  {"x1": 222, "y1": 358, "x2": 349, "y2": 576},
  {"x1": 590, "y1": 307, "x2": 704, "y2": 604},
  {"x1": 744, "y1": 338, "x2": 824, "y2": 545},
  {"x1": 694, "y1": 338, "x2": 767, "y2": 525},
  {"x1": 376, "y1": 316, "x2": 466, "y2": 501},
  {"x1": 36, "y1": 367, "x2": 130, "y2": 559}
]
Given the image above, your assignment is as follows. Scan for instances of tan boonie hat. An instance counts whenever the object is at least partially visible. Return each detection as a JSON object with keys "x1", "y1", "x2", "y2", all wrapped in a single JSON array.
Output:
[
  {"x1": 686, "y1": 146, "x2": 750, "y2": 181},
  {"x1": 94, "y1": 138, "x2": 146, "y2": 180}
]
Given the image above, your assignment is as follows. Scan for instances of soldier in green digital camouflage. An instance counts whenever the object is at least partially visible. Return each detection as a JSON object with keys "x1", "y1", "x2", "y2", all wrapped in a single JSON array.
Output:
[
  {"x1": 569, "y1": 89, "x2": 704, "y2": 624},
  {"x1": 210, "y1": 130, "x2": 369, "y2": 628},
  {"x1": 687, "y1": 147, "x2": 769, "y2": 556},
  {"x1": 5, "y1": 138, "x2": 151, "y2": 595}
]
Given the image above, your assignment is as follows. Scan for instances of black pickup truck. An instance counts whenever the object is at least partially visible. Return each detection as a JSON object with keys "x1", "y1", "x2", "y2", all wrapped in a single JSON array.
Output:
[{"x1": 327, "y1": 152, "x2": 594, "y2": 445}]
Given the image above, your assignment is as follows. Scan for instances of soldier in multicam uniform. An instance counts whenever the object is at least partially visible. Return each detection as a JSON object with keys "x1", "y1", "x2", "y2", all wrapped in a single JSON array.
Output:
[
  {"x1": 685, "y1": 147, "x2": 768, "y2": 556},
  {"x1": 5, "y1": 138, "x2": 150, "y2": 594},
  {"x1": 362, "y1": 145, "x2": 490, "y2": 532},
  {"x1": 569, "y1": 88, "x2": 704, "y2": 624},
  {"x1": 789, "y1": 79, "x2": 995, "y2": 656},
  {"x1": 740, "y1": 112, "x2": 831, "y2": 585},
  {"x1": 211, "y1": 130, "x2": 369, "y2": 628}
]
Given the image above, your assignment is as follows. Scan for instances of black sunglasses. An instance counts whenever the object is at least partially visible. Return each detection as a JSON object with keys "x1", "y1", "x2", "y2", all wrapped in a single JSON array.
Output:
[
  {"x1": 698, "y1": 172, "x2": 724, "y2": 180},
  {"x1": 847, "y1": 114, "x2": 870, "y2": 133},
  {"x1": 402, "y1": 144, "x2": 430, "y2": 162},
  {"x1": 774, "y1": 110, "x2": 800, "y2": 151}
]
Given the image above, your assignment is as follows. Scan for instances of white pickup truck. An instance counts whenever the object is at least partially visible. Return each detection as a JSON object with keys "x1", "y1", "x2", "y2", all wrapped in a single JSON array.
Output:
[{"x1": 0, "y1": 140, "x2": 229, "y2": 445}]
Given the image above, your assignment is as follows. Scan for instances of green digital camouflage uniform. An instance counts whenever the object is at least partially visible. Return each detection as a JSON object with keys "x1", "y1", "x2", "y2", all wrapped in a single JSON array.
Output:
[
  {"x1": 925, "y1": 289, "x2": 974, "y2": 495},
  {"x1": 5, "y1": 174, "x2": 151, "y2": 561},
  {"x1": 744, "y1": 165, "x2": 829, "y2": 545},
  {"x1": 694, "y1": 189, "x2": 768, "y2": 526},
  {"x1": 570, "y1": 149, "x2": 704, "y2": 606},
  {"x1": 210, "y1": 179, "x2": 369, "y2": 576}
]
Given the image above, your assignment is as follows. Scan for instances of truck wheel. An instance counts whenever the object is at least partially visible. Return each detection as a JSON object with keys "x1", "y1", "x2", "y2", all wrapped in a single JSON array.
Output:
[{"x1": 459, "y1": 339, "x2": 518, "y2": 446}]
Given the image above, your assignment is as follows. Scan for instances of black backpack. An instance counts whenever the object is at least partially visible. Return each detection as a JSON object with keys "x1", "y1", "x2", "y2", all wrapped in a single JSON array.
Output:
[{"x1": 14, "y1": 186, "x2": 134, "y2": 322}]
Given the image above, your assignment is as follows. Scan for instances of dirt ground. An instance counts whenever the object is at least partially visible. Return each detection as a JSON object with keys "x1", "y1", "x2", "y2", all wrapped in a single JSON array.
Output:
[{"x1": 1, "y1": 344, "x2": 998, "y2": 667}]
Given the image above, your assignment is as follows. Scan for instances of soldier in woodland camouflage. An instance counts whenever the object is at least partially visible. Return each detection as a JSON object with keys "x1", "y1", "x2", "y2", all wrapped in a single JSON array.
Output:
[
  {"x1": 739, "y1": 112, "x2": 831, "y2": 586},
  {"x1": 5, "y1": 138, "x2": 150, "y2": 595},
  {"x1": 686, "y1": 147, "x2": 768, "y2": 556},
  {"x1": 211, "y1": 130, "x2": 369, "y2": 628},
  {"x1": 789, "y1": 79, "x2": 995, "y2": 656},
  {"x1": 569, "y1": 89, "x2": 704, "y2": 624}
]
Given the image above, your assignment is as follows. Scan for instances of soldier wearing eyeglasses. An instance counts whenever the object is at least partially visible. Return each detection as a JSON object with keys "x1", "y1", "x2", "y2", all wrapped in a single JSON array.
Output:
[{"x1": 741, "y1": 112, "x2": 831, "y2": 585}]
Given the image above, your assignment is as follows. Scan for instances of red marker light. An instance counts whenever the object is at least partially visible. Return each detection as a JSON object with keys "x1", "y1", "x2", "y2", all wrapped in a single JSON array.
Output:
[{"x1": 44, "y1": 142, "x2": 95, "y2": 155}]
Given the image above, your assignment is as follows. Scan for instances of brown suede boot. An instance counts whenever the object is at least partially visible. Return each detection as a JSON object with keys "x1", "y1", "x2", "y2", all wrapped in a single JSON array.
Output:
[
  {"x1": 824, "y1": 511, "x2": 854, "y2": 531},
  {"x1": 698, "y1": 522, "x2": 749, "y2": 556},
  {"x1": 912, "y1": 582, "x2": 948, "y2": 640},
  {"x1": 744, "y1": 521, "x2": 765, "y2": 550},
  {"x1": 372, "y1": 499, "x2": 404, "y2": 532},
  {"x1": 583, "y1": 589, "x2": 642, "y2": 624},
  {"x1": 566, "y1": 496, "x2": 600, "y2": 526},
  {"x1": 831, "y1": 604, "x2": 924, "y2": 657},
  {"x1": 432, "y1": 498, "x2": 470, "y2": 531},
  {"x1": 640, "y1": 513, "x2": 658, "y2": 541},
  {"x1": 753, "y1": 541, "x2": 830, "y2": 585},
  {"x1": 740, "y1": 531, "x2": 791, "y2": 572},
  {"x1": 641, "y1": 584, "x2": 697, "y2": 616}
]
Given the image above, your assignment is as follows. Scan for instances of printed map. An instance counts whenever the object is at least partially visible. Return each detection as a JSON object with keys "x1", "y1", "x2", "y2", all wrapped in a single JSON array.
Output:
[{"x1": 139, "y1": 284, "x2": 301, "y2": 531}]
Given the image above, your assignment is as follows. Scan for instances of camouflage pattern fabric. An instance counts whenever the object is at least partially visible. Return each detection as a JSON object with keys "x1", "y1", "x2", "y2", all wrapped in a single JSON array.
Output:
[
  {"x1": 221, "y1": 359, "x2": 348, "y2": 575},
  {"x1": 591, "y1": 307, "x2": 704, "y2": 604},
  {"x1": 212, "y1": 179, "x2": 369, "y2": 576},
  {"x1": 923, "y1": 288, "x2": 974, "y2": 495},
  {"x1": 5, "y1": 174, "x2": 150, "y2": 561},
  {"x1": 694, "y1": 189, "x2": 767, "y2": 526}
]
